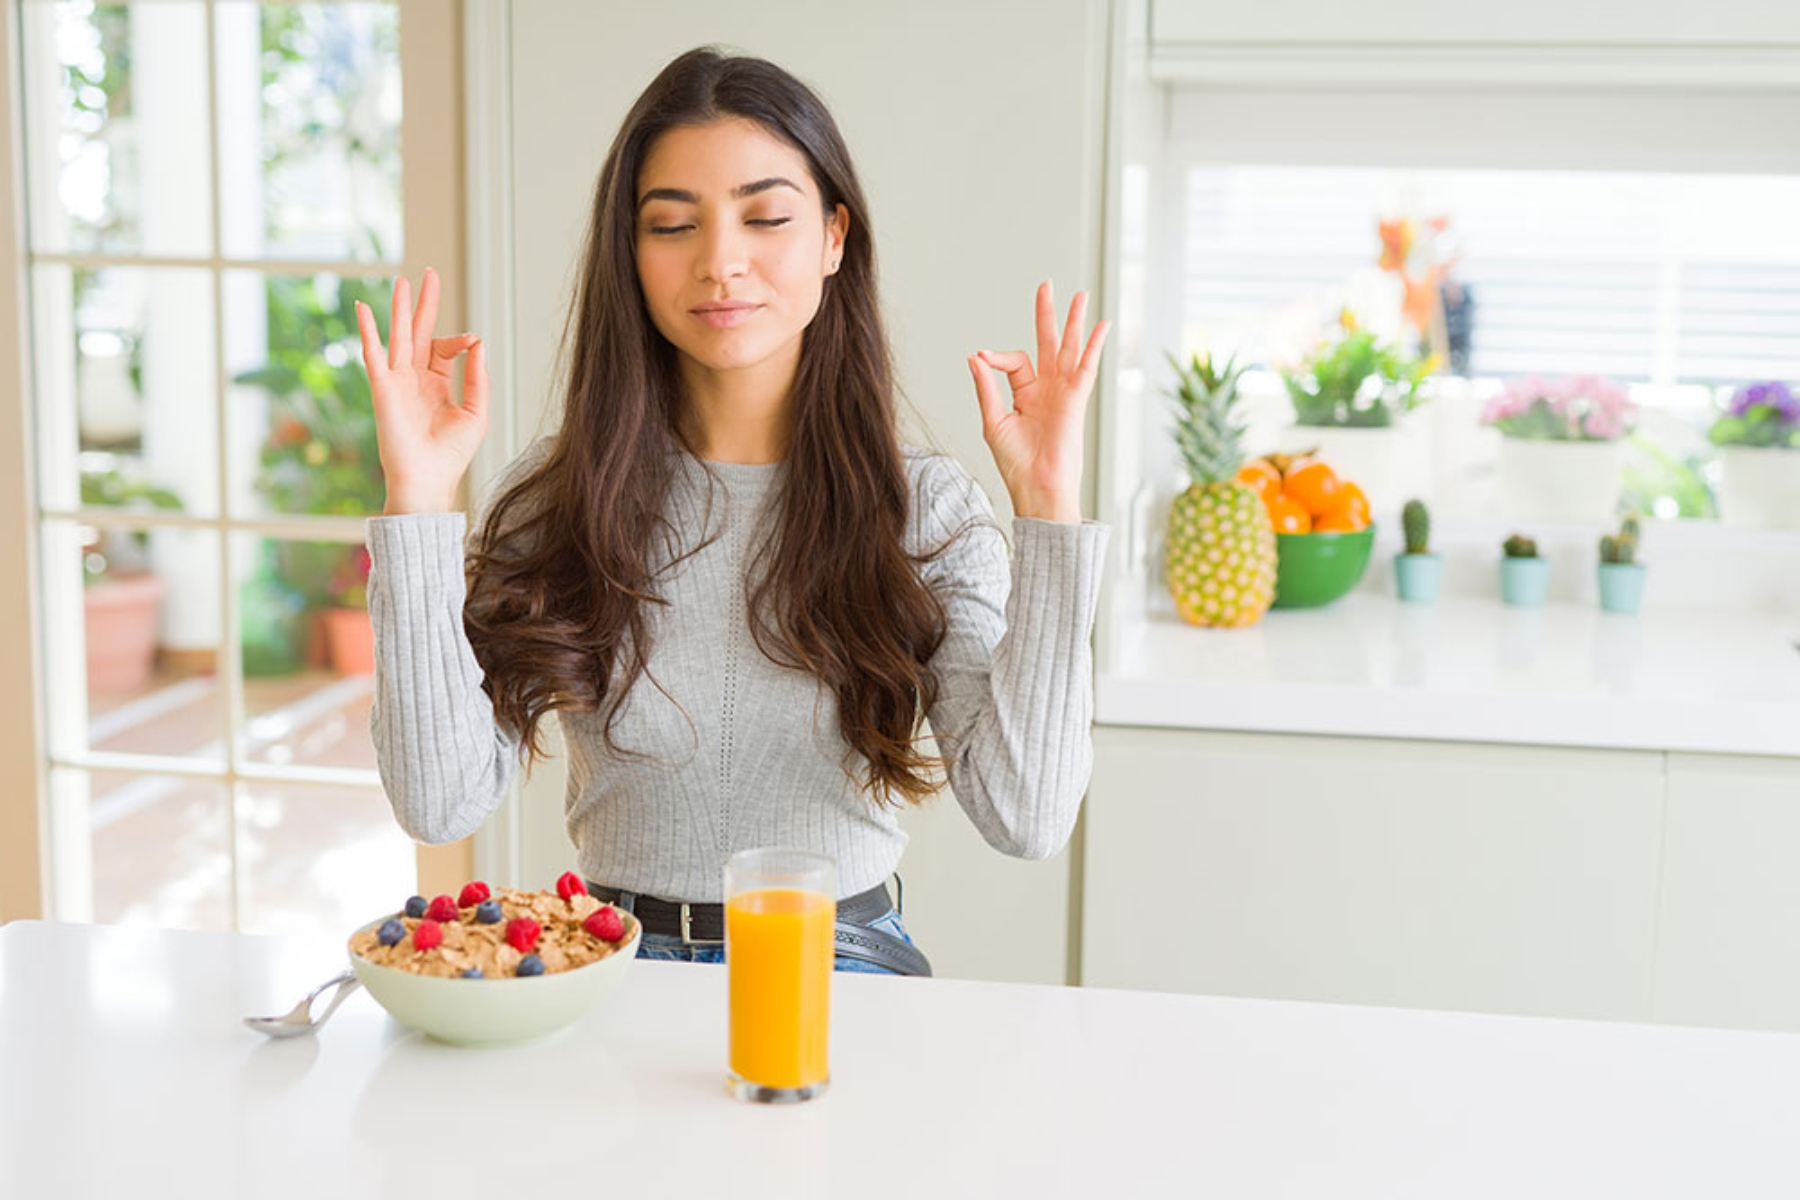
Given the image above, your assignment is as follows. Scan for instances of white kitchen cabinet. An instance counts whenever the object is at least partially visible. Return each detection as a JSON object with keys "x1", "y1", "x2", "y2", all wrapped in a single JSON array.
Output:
[
  {"x1": 1082, "y1": 726, "x2": 1666, "y2": 1021},
  {"x1": 1149, "y1": 0, "x2": 1800, "y2": 48},
  {"x1": 1651, "y1": 753, "x2": 1800, "y2": 1033}
]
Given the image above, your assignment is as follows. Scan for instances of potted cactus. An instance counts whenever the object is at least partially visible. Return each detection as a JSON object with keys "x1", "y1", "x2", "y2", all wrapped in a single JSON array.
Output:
[
  {"x1": 1393, "y1": 498, "x2": 1441, "y2": 603},
  {"x1": 1500, "y1": 533, "x2": 1550, "y2": 607},
  {"x1": 1597, "y1": 514, "x2": 1647, "y2": 615}
]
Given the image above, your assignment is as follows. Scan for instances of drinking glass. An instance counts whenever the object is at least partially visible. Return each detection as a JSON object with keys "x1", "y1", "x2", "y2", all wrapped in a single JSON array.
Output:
[{"x1": 724, "y1": 847, "x2": 836, "y2": 1103}]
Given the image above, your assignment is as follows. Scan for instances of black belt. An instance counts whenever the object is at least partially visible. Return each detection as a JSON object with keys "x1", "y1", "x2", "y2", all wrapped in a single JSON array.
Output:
[{"x1": 585, "y1": 877, "x2": 932, "y2": 977}]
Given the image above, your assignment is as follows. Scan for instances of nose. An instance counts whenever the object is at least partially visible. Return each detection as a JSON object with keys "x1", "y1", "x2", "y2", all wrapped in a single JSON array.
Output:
[{"x1": 694, "y1": 220, "x2": 750, "y2": 286}]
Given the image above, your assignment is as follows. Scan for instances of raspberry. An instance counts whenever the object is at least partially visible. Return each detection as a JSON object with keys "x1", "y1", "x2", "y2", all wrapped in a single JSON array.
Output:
[
  {"x1": 504, "y1": 917, "x2": 541, "y2": 953},
  {"x1": 584, "y1": 906, "x2": 625, "y2": 943},
  {"x1": 457, "y1": 881, "x2": 491, "y2": 908},
  {"x1": 555, "y1": 871, "x2": 587, "y2": 903},
  {"x1": 425, "y1": 895, "x2": 460, "y2": 923},
  {"x1": 412, "y1": 919, "x2": 443, "y2": 951}
]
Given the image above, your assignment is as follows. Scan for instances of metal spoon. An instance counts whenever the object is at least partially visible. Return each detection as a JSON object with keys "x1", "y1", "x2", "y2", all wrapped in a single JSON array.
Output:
[{"x1": 243, "y1": 969, "x2": 362, "y2": 1038}]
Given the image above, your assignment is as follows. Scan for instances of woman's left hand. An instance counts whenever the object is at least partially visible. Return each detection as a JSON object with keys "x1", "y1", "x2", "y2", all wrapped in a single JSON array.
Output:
[{"x1": 967, "y1": 280, "x2": 1110, "y2": 523}]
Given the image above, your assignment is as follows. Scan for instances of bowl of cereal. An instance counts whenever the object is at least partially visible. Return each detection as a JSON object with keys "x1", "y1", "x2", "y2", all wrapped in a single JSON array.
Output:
[{"x1": 346, "y1": 873, "x2": 641, "y2": 1047}]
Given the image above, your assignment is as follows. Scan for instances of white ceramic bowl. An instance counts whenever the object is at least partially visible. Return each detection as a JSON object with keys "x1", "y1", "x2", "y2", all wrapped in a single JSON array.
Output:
[{"x1": 346, "y1": 914, "x2": 641, "y2": 1047}]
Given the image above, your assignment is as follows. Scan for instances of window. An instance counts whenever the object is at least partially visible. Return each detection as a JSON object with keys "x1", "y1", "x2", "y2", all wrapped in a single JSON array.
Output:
[{"x1": 16, "y1": 0, "x2": 454, "y2": 936}]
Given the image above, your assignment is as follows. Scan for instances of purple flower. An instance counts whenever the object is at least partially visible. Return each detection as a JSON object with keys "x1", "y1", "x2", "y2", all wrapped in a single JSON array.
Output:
[{"x1": 1729, "y1": 381, "x2": 1800, "y2": 423}]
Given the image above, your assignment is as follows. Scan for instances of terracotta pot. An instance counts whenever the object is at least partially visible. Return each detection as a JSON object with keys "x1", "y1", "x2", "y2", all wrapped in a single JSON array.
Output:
[
  {"x1": 84, "y1": 572, "x2": 166, "y2": 694},
  {"x1": 323, "y1": 606, "x2": 374, "y2": 675}
]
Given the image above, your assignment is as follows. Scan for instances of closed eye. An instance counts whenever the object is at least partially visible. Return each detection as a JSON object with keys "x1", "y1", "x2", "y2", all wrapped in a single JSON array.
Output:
[{"x1": 648, "y1": 219, "x2": 791, "y2": 235}]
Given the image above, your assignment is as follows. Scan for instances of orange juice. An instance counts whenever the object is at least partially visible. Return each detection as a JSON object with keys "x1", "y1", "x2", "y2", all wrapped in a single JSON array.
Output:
[{"x1": 726, "y1": 887, "x2": 836, "y2": 1089}]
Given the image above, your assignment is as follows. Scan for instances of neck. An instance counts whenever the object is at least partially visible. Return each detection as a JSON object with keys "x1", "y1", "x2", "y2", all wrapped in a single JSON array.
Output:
[{"x1": 677, "y1": 344, "x2": 797, "y2": 464}]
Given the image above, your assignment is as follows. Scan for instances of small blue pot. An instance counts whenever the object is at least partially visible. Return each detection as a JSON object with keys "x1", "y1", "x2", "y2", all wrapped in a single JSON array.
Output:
[
  {"x1": 1500, "y1": 556, "x2": 1551, "y2": 607},
  {"x1": 1393, "y1": 553, "x2": 1442, "y2": 603},
  {"x1": 1597, "y1": 562, "x2": 1647, "y2": 614}
]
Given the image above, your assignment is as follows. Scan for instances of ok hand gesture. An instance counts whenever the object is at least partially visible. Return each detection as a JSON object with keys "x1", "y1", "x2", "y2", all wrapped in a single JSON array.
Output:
[
  {"x1": 966, "y1": 280, "x2": 1110, "y2": 524},
  {"x1": 354, "y1": 268, "x2": 489, "y2": 514}
]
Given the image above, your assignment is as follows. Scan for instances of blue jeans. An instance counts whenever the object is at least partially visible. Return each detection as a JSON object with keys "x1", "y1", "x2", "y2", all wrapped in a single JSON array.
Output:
[{"x1": 634, "y1": 907, "x2": 919, "y2": 975}]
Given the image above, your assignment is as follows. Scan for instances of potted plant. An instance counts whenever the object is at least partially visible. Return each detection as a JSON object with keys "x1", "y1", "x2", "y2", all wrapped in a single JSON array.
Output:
[
  {"x1": 1481, "y1": 374, "x2": 1636, "y2": 522},
  {"x1": 1596, "y1": 514, "x2": 1647, "y2": 615},
  {"x1": 1281, "y1": 309, "x2": 1435, "y2": 508},
  {"x1": 237, "y1": 276, "x2": 388, "y2": 672},
  {"x1": 1709, "y1": 380, "x2": 1800, "y2": 529},
  {"x1": 79, "y1": 465, "x2": 184, "y2": 694},
  {"x1": 1499, "y1": 533, "x2": 1549, "y2": 608},
  {"x1": 1393, "y1": 498, "x2": 1441, "y2": 603},
  {"x1": 320, "y1": 545, "x2": 374, "y2": 674}
]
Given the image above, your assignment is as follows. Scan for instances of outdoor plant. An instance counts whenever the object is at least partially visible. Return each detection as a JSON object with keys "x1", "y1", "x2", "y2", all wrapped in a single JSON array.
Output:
[
  {"x1": 1709, "y1": 381, "x2": 1800, "y2": 450},
  {"x1": 79, "y1": 465, "x2": 185, "y2": 585},
  {"x1": 1480, "y1": 374, "x2": 1636, "y2": 441},
  {"x1": 1599, "y1": 515, "x2": 1641, "y2": 566},
  {"x1": 1401, "y1": 499, "x2": 1431, "y2": 555},
  {"x1": 1282, "y1": 313, "x2": 1435, "y2": 428},
  {"x1": 1502, "y1": 534, "x2": 1539, "y2": 559}
]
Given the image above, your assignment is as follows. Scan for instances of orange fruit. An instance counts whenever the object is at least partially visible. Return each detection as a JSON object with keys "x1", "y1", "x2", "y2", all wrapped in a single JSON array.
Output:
[
  {"x1": 1234, "y1": 459, "x2": 1282, "y2": 503},
  {"x1": 1324, "y1": 481, "x2": 1370, "y2": 525},
  {"x1": 1282, "y1": 459, "x2": 1342, "y2": 516},
  {"x1": 1314, "y1": 508, "x2": 1368, "y2": 533},
  {"x1": 1266, "y1": 493, "x2": 1312, "y2": 534}
]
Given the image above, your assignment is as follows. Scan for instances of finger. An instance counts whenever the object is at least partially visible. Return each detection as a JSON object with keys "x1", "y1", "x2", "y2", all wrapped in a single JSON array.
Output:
[
  {"x1": 411, "y1": 267, "x2": 440, "y2": 371},
  {"x1": 966, "y1": 354, "x2": 1008, "y2": 438},
  {"x1": 1059, "y1": 290, "x2": 1089, "y2": 376},
  {"x1": 389, "y1": 275, "x2": 413, "y2": 370},
  {"x1": 1077, "y1": 320, "x2": 1111, "y2": 380},
  {"x1": 1035, "y1": 280, "x2": 1057, "y2": 377},
  {"x1": 977, "y1": 348, "x2": 1035, "y2": 392},
  {"x1": 353, "y1": 301, "x2": 385, "y2": 380},
  {"x1": 462, "y1": 338, "x2": 488, "y2": 421},
  {"x1": 426, "y1": 333, "x2": 479, "y2": 377}
]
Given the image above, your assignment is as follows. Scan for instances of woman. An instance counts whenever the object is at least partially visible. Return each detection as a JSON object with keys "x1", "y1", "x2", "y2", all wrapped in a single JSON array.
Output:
[{"x1": 355, "y1": 47, "x2": 1110, "y2": 977}]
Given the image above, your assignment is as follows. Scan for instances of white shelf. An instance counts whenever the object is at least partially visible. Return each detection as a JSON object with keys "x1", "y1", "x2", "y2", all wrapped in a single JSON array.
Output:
[{"x1": 1097, "y1": 596, "x2": 1800, "y2": 757}]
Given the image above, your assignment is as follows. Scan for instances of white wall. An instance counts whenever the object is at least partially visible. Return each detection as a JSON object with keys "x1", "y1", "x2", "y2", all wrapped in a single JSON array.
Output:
[{"x1": 480, "y1": 0, "x2": 1113, "y2": 984}]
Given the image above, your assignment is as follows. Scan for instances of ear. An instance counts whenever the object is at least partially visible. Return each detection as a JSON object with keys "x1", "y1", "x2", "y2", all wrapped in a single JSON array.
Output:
[{"x1": 830, "y1": 203, "x2": 851, "y2": 258}]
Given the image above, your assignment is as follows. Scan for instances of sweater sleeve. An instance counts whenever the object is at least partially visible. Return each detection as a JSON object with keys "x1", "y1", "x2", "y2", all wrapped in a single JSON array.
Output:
[
  {"x1": 365, "y1": 440, "x2": 550, "y2": 845},
  {"x1": 916, "y1": 456, "x2": 1111, "y2": 860}
]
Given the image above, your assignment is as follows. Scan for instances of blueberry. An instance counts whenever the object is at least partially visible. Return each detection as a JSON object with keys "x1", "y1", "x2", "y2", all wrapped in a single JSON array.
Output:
[
  {"x1": 475, "y1": 899, "x2": 502, "y2": 924},
  {"x1": 460, "y1": 967, "x2": 484, "y2": 979},
  {"x1": 516, "y1": 954, "x2": 544, "y2": 977},
  {"x1": 403, "y1": 895, "x2": 428, "y2": 919},
  {"x1": 377, "y1": 918, "x2": 406, "y2": 946}
]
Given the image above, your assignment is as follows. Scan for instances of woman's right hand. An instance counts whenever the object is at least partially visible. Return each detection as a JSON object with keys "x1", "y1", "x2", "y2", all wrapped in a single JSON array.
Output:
[{"x1": 355, "y1": 268, "x2": 490, "y2": 514}]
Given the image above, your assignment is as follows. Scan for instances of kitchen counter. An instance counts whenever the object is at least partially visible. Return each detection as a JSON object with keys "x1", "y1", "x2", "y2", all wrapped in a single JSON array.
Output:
[
  {"x1": 1098, "y1": 597, "x2": 1800, "y2": 757},
  {"x1": 5, "y1": 918, "x2": 1799, "y2": 1197}
]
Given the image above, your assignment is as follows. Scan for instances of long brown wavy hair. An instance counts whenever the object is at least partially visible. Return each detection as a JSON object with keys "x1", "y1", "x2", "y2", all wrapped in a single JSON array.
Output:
[{"x1": 464, "y1": 47, "x2": 984, "y2": 809}]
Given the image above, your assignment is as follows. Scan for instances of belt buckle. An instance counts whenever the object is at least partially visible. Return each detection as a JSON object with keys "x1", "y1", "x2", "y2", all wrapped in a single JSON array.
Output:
[{"x1": 679, "y1": 902, "x2": 724, "y2": 947}]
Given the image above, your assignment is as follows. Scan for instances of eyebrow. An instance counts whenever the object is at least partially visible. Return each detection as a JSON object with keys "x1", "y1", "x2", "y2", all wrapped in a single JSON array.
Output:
[{"x1": 636, "y1": 177, "x2": 804, "y2": 211}]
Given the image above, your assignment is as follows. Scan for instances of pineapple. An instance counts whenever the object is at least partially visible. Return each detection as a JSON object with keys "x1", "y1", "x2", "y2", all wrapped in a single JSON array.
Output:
[{"x1": 1162, "y1": 350, "x2": 1277, "y2": 628}]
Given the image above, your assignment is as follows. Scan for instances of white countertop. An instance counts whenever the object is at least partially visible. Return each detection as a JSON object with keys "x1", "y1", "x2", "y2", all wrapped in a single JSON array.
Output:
[
  {"x1": 7, "y1": 918, "x2": 1800, "y2": 1198},
  {"x1": 1099, "y1": 597, "x2": 1800, "y2": 757}
]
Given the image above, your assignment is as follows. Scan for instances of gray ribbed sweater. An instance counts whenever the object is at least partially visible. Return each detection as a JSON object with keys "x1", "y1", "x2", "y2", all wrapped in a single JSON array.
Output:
[{"x1": 365, "y1": 437, "x2": 1110, "y2": 902}]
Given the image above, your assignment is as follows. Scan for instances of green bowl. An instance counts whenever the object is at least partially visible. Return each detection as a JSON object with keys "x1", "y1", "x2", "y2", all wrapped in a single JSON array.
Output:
[{"x1": 1273, "y1": 526, "x2": 1376, "y2": 609}]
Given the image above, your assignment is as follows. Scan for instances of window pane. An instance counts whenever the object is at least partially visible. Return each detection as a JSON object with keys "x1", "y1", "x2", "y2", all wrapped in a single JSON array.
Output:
[
  {"x1": 42, "y1": 518, "x2": 227, "y2": 763},
  {"x1": 31, "y1": 264, "x2": 220, "y2": 517},
  {"x1": 20, "y1": 1, "x2": 214, "y2": 258},
  {"x1": 71, "y1": 767, "x2": 234, "y2": 932},
  {"x1": 236, "y1": 781, "x2": 412, "y2": 938},
  {"x1": 216, "y1": 2, "x2": 402, "y2": 262},
  {"x1": 232, "y1": 533, "x2": 376, "y2": 775},
  {"x1": 225, "y1": 269, "x2": 388, "y2": 519}
]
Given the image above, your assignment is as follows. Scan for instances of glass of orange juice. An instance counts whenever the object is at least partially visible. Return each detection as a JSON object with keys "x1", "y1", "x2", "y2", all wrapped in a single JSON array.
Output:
[{"x1": 724, "y1": 847, "x2": 836, "y2": 1103}]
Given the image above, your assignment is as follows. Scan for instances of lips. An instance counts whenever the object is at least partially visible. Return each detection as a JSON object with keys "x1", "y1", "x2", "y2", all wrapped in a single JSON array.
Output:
[{"x1": 692, "y1": 303, "x2": 762, "y2": 329}]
